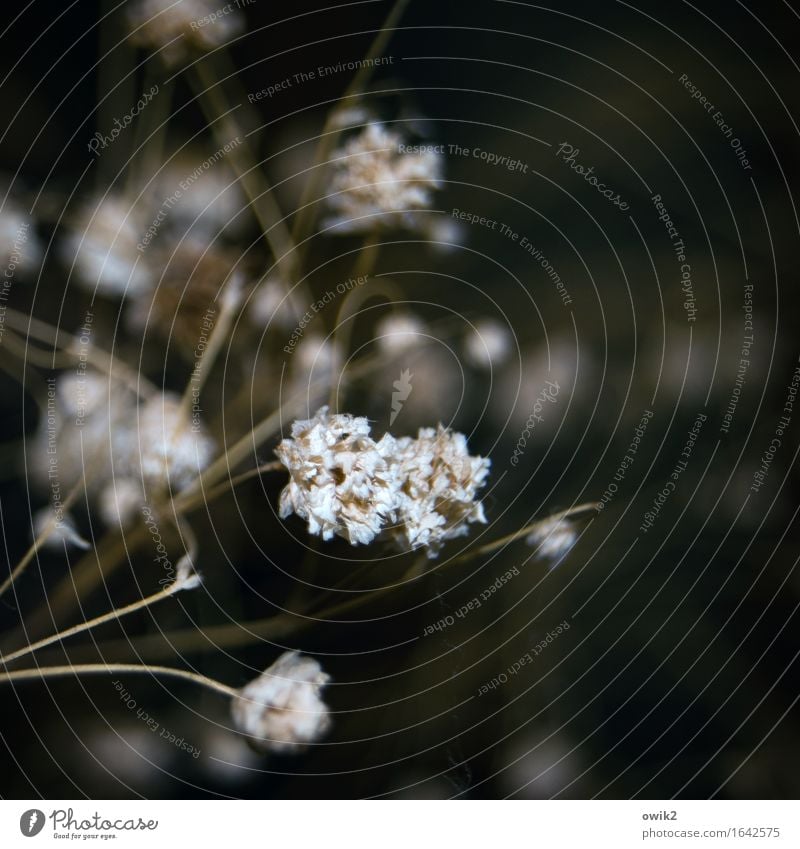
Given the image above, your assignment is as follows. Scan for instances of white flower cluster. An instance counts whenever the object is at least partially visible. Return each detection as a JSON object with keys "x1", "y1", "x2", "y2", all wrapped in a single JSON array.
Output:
[
  {"x1": 231, "y1": 651, "x2": 331, "y2": 754},
  {"x1": 128, "y1": 0, "x2": 244, "y2": 66},
  {"x1": 324, "y1": 123, "x2": 443, "y2": 234},
  {"x1": 275, "y1": 407, "x2": 490, "y2": 557}
]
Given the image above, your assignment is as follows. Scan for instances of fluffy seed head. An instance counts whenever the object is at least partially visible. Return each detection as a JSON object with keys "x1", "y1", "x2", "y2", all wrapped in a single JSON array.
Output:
[{"x1": 231, "y1": 651, "x2": 332, "y2": 754}]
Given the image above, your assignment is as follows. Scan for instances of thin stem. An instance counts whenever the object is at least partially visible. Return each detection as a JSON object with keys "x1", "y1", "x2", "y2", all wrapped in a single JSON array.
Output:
[
  {"x1": 189, "y1": 59, "x2": 297, "y2": 280},
  {"x1": 176, "y1": 460, "x2": 284, "y2": 514},
  {"x1": 10, "y1": 523, "x2": 150, "y2": 649},
  {"x1": 0, "y1": 579, "x2": 192, "y2": 666},
  {"x1": 178, "y1": 273, "x2": 243, "y2": 425},
  {"x1": 0, "y1": 663, "x2": 237, "y2": 698}
]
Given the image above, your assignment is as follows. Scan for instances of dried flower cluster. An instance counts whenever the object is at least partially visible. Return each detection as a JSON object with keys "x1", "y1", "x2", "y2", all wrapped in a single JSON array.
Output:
[
  {"x1": 323, "y1": 122, "x2": 443, "y2": 233},
  {"x1": 275, "y1": 407, "x2": 490, "y2": 556},
  {"x1": 231, "y1": 651, "x2": 331, "y2": 754}
]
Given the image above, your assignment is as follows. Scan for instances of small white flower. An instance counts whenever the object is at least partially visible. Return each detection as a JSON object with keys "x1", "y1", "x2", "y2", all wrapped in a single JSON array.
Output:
[
  {"x1": 389, "y1": 425, "x2": 491, "y2": 557},
  {"x1": 231, "y1": 651, "x2": 331, "y2": 754},
  {"x1": 63, "y1": 195, "x2": 152, "y2": 296},
  {"x1": 464, "y1": 319, "x2": 512, "y2": 370},
  {"x1": 33, "y1": 506, "x2": 90, "y2": 550},
  {"x1": 323, "y1": 123, "x2": 443, "y2": 234},
  {"x1": 526, "y1": 518, "x2": 577, "y2": 562},
  {"x1": 275, "y1": 406, "x2": 398, "y2": 545},
  {"x1": 376, "y1": 313, "x2": 425, "y2": 354},
  {"x1": 127, "y1": 0, "x2": 243, "y2": 66}
]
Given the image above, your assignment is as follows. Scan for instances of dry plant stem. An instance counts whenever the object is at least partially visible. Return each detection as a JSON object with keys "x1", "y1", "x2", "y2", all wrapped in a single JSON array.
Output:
[
  {"x1": 0, "y1": 580, "x2": 191, "y2": 666},
  {"x1": 14, "y1": 522, "x2": 150, "y2": 647},
  {"x1": 0, "y1": 477, "x2": 91, "y2": 599},
  {"x1": 178, "y1": 275, "x2": 241, "y2": 425},
  {"x1": 189, "y1": 58, "x2": 297, "y2": 280},
  {"x1": 177, "y1": 460, "x2": 284, "y2": 513},
  {"x1": 2, "y1": 308, "x2": 157, "y2": 399},
  {"x1": 292, "y1": 0, "x2": 413, "y2": 254},
  {"x1": 179, "y1": 345, "x2": 394, "y2": 501},
  {"x1": 0, "y1": 663, "x2": 237, "y2": 698}
]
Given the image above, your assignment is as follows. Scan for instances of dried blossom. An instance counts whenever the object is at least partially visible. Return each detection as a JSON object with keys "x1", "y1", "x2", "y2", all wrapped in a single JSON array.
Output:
[
  {"x1": 231, "y1": 651, "x2": 331, "y2": 754},
  {"x1": 389, "y1": 425, "x2": 491, "y2": 556},
  {"x1": 275, "y1": 408, "x2": 490, "y2": 556},
  {"x1": 275, "y1": 407, "x2": 398, "y2": 545}
]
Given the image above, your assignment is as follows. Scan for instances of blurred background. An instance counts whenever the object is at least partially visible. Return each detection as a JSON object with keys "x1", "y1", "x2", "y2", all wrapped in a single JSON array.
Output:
[{"x1": 0, "y1": 0, "x2": 798, "y2": 799}]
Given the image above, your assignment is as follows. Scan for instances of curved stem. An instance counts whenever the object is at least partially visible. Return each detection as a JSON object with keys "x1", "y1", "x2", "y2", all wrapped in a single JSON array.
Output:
[
  {"x1": 0, "y1": 663, "x2": 237, "y2": 698},
  {"x1": 0, "y1": 579, "x2": 192, "y2": 666}
]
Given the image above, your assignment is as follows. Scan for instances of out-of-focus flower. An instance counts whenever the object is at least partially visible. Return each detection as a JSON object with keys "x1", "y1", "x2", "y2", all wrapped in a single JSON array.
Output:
[
  {"x1": 98, "y1": 478, "x2": 145, "y2": 528},
  {"x1": 249, "y1": 277, "x2": 302, "y2": 332},
  {"x1": 275, "y1": 407, "x2": 398, "y2": 545},
  {"x1": 0, "y1": 197, "x2": 42, "y2": 276},
  {"x1": 33, "y1": 506, "x2": 90, "y2": 550},
  {"x1": 464, "y1": 319, "x2": 513, "y2": 370},
  {"x1": 127, "y1": 0, "x2": 244, "y2": 66},
  {"x1": 63, "y1": 195, "x2": 152, "y2": 296},
  {"x1": 376, "y1": 313, "x2": 425, "y2": 354},
  {"x1": 323, "y1": 123, "x2": 443, "y2": 234},
  {"x1": 148, "y1": 151, "x2": 247, "y2": 237},
  {"x1": 231, "y1": 651, "x2": 331, "y2": 754},
  {"x1": 423, "y1": 214, "x2": 465, "y2": 253},
  {"x1": 32, "y1": 373, "x2": 138, "y2": 498},
  {"x1": 126, "y1": 238, "x2": 233, "y2": 357},
  {"x1": 275, "y1": 408, "x2": 490, "y2": 556},
  {"x1": 389, "y1": 425, "x2": 491, "y2": 556},
  {"x1": 526, "y1": 517, "x2": 577, "y2": 562},
  {"x1": 130, "y1": 393, "x2": 215, "y2": 491}
]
